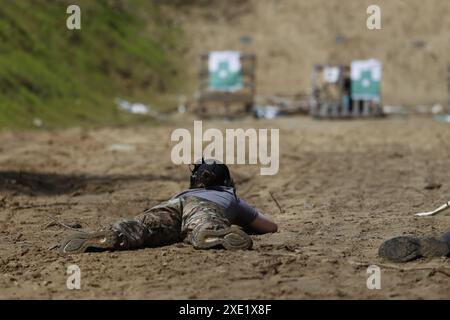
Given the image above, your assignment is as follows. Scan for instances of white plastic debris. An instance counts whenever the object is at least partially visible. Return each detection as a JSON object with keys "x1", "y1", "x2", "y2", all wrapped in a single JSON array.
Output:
[
  {"x1": 415, "y1": 201, "x2": 450, "y2": 217},
  {"x1": 254, "y1": 105, "x2": 280, "y2": 119},
  {"x1": 177, "y1": 95, "x2": 187, "y2": 114},
  {"x1": 115, "y1": 98, "x2": 149, "y2": 114},
  {"x1": 431, "y1": 104, "x2": 443, "y2": 114},
  {"x1": 108, "y1": 144, "x2": 136, "y2": 152},
  {"x1": 33, "y1": 118, "x2": 43, "y2": 127},
  {"x1": 382, "y1": 105, "x2": 408, "y2": 115},
  {"x1": 178, "y1": 105, "x2": 186, "y2": 113}
]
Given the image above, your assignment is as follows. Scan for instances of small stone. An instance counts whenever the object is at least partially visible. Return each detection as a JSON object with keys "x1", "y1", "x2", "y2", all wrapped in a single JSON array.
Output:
[{"x1": 424, "y1": 182, "x2": 442, "y2": 190}]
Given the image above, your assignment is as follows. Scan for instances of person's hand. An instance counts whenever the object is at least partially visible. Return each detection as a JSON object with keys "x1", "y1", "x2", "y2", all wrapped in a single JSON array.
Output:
[{"x1": 249, "y1": 212, "x2": 278, "y2": 234}]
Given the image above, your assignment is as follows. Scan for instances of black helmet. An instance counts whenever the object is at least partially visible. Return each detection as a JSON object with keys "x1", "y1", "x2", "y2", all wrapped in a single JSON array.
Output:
[{"x1": 190, "y1": 158, "x2": 234, "y2": 189}]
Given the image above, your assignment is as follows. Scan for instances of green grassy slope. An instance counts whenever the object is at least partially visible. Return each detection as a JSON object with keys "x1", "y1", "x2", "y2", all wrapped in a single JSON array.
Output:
[{"x1": 0, "y1": 0, "x2": 184, "y2": 128}]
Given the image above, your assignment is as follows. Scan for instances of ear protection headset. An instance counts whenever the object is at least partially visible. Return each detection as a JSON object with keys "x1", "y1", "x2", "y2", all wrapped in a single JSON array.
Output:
[
  {"x1": 189, "y1": 158, "x2": 235, "y2": 189},
  {"x1": 189, "y1": 158, "x2": 206, "y2": 188}
]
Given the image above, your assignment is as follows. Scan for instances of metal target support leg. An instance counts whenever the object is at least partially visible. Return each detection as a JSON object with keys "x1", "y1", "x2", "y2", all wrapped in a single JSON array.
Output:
[
  {"x1": 362, "y1": 100, "x2": 370, "y2": 117},
  {"x1": 352, "y1": 100, "x2": 360, "y2": 117},
  {"x1": 331, "y1": 103, "x2": 339, "y2": 118}
]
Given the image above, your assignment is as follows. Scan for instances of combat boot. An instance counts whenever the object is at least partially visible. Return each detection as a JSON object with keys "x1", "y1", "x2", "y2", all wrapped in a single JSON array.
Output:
[
  {"x1": 60, "y1": 219, "x2": 150, "y2": 254},
  {"x1": 191, "y1": 224, "x2": 253, "y2": 250},
  {"x1": 59, "y1": 229, "x2": 121, "y2": 254},
  {"x1": 378, "y1": 232, "x2": 450, "y2": 262}
]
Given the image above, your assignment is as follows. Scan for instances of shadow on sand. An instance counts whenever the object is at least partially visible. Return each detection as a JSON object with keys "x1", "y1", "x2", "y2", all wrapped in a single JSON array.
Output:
[{"x1": 0, "y1": 171, "x2": 185, "y2": 196}]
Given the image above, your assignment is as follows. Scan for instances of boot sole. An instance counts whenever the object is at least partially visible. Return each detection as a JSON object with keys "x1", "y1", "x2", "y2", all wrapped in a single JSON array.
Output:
[
  {"x1": 192, "y1": 225, "x2": 253, "y2": 250},
  {"x1": 378, "y1": 236, "x2": 449, "y2": 262},
  {"x1": 60, "y1": 231, "x2": 117, "y2": 254}
]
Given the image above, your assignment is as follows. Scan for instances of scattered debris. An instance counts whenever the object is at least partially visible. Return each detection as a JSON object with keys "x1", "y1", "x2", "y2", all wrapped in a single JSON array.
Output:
[
  {"x1": 265, "y1": 94, "x2": 310, "y2": 115},
  {"x1": 177, "y1": 95, "x2": 187, "y2": 114},
  {"x1": 382, "y1": 104, "x2": 447, "y2": 116},
  {"x1": 108, "y1": 143, "x2": 136, "y2": 152},
  {"x1": 254, "y1": 105, "x2": 279, "y2": 119},
  {"x1": 252, "y1": 93, "x2": 310, "y2": 119},
  {"x1": 414, "y1": 104, "x2": 444, "y2": 114},
  {"x1": 433, "y1": 114, "x2": 450, "y2": 123},
  {"x1": 269, "y1": 191, "x2": 284, "y2": 213},
  {"x1": 33, "y1": 118, "x2": 43, "y2": 128},
  {"x1": 303, "y1": 202, "x2": 314, "y2": 209},
  {"x1": 424, "y1": 182, "x2": 442, "y2": 190},
  {"x1": 411, "y1": 40, "x2": 426, "y2": 49},
  {"x1": 431, "y1": 104, "x2": 444, "y2": 114},
  {"x1": 115, "y1": 98, "x2": 149, "y2": 114},
  {"x1": 14, "y1": 233, "x2": 23, "y2": 241},
  {"x1": 415, "y1": 200, "x2": 450, "y2": 217},
  {"x1": 44, "y1": 216, "x2": 87, "y2": 232},
  {"x1": 335, "y1": 33, "x2": 346, "y2": 44},
  {"x1": 239, "y1": 35, "x2": 252, "y2": 45},
  {"x1": 178, "y1": 105, "x2": 186, "y2": 114},
  {"x1": 48, "y1": 244, "x2": 60, "y2": 251},
  {"x1": 383, "y1": 105, "x2": 408, "y2": 115}
]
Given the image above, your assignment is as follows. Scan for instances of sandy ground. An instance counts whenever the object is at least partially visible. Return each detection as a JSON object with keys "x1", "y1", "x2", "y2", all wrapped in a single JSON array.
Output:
[{"x1": 0, "y1": 115, "x2": 449, "y2": 299}]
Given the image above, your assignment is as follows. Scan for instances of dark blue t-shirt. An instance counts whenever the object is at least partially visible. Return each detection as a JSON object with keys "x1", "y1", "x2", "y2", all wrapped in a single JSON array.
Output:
[{"x1": 172, "y1": 187, "x2": 258, "y2": 226}]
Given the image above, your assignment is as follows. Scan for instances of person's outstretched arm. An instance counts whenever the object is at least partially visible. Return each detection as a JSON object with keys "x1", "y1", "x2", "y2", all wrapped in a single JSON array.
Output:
[
  {"x1": 235, "y1": 198, "x2": 278, "y2": 234},
  {"x1": 249, "y1": 212, "x2": 278, "y2": 234}
]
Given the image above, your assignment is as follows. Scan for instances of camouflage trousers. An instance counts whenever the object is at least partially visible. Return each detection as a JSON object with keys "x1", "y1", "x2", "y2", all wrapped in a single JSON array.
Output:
[{"x1": 108, "y1": 196, "x2": 231, "y2": 250}]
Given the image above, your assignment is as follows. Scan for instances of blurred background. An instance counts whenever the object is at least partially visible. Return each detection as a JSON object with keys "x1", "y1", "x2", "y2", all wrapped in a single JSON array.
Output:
[{"x1": 1, "y1": 0, "x2": 450, "y2": 128}]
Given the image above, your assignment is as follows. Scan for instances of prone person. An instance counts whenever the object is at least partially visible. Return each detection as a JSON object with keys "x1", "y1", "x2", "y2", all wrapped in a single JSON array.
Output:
[{"x1": 60, "y1": 159, "x2": 278, "y2": 254}]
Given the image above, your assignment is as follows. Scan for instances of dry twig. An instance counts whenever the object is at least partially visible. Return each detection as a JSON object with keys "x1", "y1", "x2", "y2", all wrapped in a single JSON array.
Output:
[
  {"x1": 44, "y1": 216, "x2": 89, "y2": 233},
  {"x1": 269, "y1": 191, "x2": 284, "y2": 213}
]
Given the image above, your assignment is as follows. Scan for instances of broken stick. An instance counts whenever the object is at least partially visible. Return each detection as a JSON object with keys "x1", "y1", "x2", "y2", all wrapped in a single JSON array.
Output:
[{"x1": 269, "y1": 191, "x2": 284, "y2": 213}]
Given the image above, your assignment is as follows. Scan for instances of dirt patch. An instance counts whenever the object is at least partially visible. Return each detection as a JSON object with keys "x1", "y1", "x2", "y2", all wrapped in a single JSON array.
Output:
[{"x1": 0, "y1": 116, "x2": 449, "y2": 299}]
